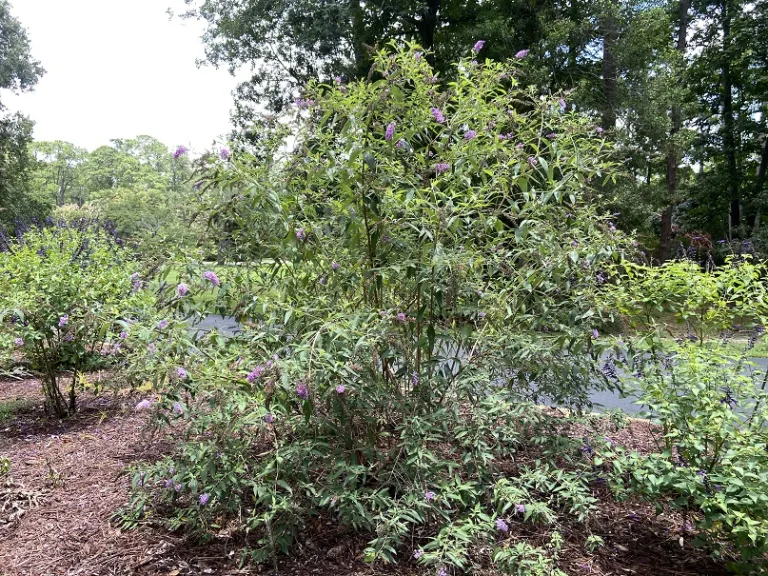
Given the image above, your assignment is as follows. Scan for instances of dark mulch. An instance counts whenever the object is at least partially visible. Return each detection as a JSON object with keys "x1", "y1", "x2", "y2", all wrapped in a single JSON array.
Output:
[{"x1": 0, "y1": 379, "x2": 733, "y2": 576}]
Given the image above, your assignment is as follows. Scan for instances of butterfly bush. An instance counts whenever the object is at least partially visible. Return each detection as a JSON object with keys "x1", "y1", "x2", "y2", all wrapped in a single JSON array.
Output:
[
  {"x1": 122, "y1": 43, "x2": 626, "y2": 570},
  {"x1": 0, "y1": 222, "x2": 157, "y2": 417}
]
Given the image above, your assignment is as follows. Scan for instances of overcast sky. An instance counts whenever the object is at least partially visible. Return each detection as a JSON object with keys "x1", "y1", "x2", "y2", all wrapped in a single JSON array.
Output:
[{"x1": 3, "y1": 0, "x2": 240, "y2": 152}]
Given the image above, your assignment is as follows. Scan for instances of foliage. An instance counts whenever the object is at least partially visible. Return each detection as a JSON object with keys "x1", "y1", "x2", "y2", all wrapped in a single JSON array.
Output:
[
  {"x1": 0, "y1": 221, "x2": 155, "y2": 417},
  {"x1": 604, "y1": 256, "x2": 768, "y2": 342},
  {"x1": 0, "y1": 0, "x2": 44, "y2": 97},
  {"x1": 121, "y1": 44, "x2": 627, "y2": 572},
  {"x1": 596, "y1": 256, "x2": 768, "y2": 572},
  {"x1": 0, "y1": 0, "x2": 46, "y2": 229},
  {"x1": 177, "y1": 0, "x2": 544, "y2": 125},
  {"x1": 30, "y1": 136, "x2": 208, "y2": 257},
  {"x1": 603, "y1": 344, "x2": 768, "y2": 572}
]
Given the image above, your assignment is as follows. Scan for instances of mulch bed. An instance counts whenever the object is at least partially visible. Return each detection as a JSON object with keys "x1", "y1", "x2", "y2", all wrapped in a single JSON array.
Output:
[{"x1": 0, "y1": 378, "x2": 732, "y2": 576}]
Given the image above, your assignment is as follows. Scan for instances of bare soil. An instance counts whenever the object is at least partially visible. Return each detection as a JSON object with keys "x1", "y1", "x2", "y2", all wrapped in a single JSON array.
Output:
[{"x1": 0, "y1": 378, "x2": 733, "y2": 576}]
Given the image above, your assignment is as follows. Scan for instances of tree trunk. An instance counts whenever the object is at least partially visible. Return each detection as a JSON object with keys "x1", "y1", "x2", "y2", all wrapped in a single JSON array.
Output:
[
  {"x1": 601, "y1": 5, "x2": 618, "y2": 130},
  {"x1": 721, "y1": 0, "x2": 740, "y2": 233},
  {"x1": 661, "y1": 0, "x2": 690, "y2": 261},
  {"x1": 752, "y1": 135, "x2": 768, "y2": 234},
  {"x1": 418, "y1": 0, "x2": 440, "y2": 67}
]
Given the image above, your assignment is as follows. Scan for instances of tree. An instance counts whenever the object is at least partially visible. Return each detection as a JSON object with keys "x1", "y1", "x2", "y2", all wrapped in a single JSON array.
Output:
[
  {"x1": 661, "y1": 0, "x2": 690, "y2": 260},
  {"x1": 31, "y1": 141, "x2": 88, "y2": 206},
  {"x1": 0, "y1": 0, "x2": 45, "y2": 227},
  {"x1": 177, "y1": 0, "x2": 548, "y2": 128}
]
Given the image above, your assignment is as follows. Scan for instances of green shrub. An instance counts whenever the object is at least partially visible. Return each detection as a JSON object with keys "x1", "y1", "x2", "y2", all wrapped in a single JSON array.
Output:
[
  {"x1": 605, "y1": 256, "x2": 768, "y2": 342},
  {"x1": 602, "y1": 344, "x2": 768, "y2": 572},
  {"x1": 0, "y1": 221, "x2": 155, "y2": 416},
  {"x1": 122, "y1": 43, "x2": 627, "y2": 572}
]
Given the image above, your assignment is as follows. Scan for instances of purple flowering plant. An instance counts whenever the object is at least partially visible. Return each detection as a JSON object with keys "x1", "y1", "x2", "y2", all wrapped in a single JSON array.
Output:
[
  {"x1": 0, "y1": 222, "x2": 157, "y2": 417},
  {"x1": 120, "y1": 45, "x2": 631, "y2": 570}
]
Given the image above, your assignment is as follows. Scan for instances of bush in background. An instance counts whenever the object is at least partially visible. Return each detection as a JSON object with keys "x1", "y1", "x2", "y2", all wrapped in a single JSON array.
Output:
[{"x1": 0, "y1": 220, "x2": 156, "y2": 417}]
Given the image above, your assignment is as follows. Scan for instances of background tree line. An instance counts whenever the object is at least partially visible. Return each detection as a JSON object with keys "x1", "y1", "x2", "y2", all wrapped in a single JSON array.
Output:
[
  {"x1": 178, "y1": 0, "x2": 768, "y2": 259},
  {"x1": 2, "y1": 0, "x2": 768, "y2": 261}
]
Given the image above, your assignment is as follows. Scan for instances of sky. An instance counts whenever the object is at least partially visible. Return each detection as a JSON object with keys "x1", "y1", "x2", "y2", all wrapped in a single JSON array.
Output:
[{"x1": 3, "y1": 0, "x2": 241, "y2": 152}]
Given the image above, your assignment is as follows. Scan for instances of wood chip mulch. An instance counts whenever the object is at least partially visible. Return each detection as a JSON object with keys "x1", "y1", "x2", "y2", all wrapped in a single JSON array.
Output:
[{"x1": 0, "y1": 378, "x2": 734, "y2": 576}]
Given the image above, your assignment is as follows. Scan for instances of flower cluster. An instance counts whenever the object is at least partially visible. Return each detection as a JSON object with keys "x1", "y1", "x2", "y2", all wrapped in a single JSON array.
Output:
[
  {"x1": 431, "y1": 108, "x2": 446, "y2": 124},
  {"x1": 246, "y1": 365, "x2": 265, "y2": 383},
  {"x1": 385, "y1": 122, "x2": 396, "y2": 141},
  {"x1": 202, "y1": 270, "x2": 220, "y2": 286}
]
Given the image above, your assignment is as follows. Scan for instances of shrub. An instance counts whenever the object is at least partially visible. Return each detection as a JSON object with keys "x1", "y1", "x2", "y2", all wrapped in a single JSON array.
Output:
[
  {"x1": 601, "y1": 344, "x2": 768, "y2": 573},
  {"x1": 604, "y1": 256, "x2": 768, "y2": 343},
  {"x1": 0, "y1": 221, "x2": 155, "y2": 417},
  {"x1": 122, "y1": 43, "x2": 627, "y2": 572},
  {"x1": 597, "y1": 258, "x2": 768, "y2": 572}
]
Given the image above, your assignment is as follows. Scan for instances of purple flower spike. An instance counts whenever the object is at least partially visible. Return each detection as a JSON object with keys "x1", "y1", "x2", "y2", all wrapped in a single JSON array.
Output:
[
  {"x1": 173, "y1": 145, "x2": 189, "y2": 159},
  {"x1": 296, "y1": 382, "x2": 309, "y2": 400},
  {"x1": 14, "y1": 337, "x2": 23, "y2": 346},
  {"x1": 592, "y1": 329, "x2": 600, "y2": 339},
  {"x1": 495, "y1": 518, "x2": 509, "y2": 532},
  {"x1": 595, "y1": 126, "x2": 604, "y2": 135},
  {"x1": 438, "y1": 569, "x2": 447, "y2": 576},
  {"x1": 515, "y1": 49, "x2": 530, "y2": 59},
  {"x1": 263, "y1": 413, "x2": 275, "y2": 423},
  {"x1": 135, "y1": 399, "x2": 153, "y2": 412},
  {"x1": 119, "y1": 331, "x2": 128, "y2": 340},
  {"x1": 203, "y1": 270, "x2": 220, "y2": 286},
  {"x1": 158, "y1": 320, "x2": 169, "y2": 330},
  {"x1": 336, "y1": 384, "x2": 346, "y2": 394},
  {"x1": 177, "y1": 283, "x2": 189, "y2": 297},
  {"x1": 165, "y1": 479, "x2": 173, "y2": 489},
  {"x1": 431, "y1": 108, "x2": 446, "y2": 124},
  {"x1": 385, "y1": 122, "x2": 396, "y2": 141},
  {"x1": 174, "y1": 483, "x2": 182, "y2": 492},
  {"x1": 173, "y1": 402, "x2": 183, "y2": 415},
  {"x1": 331, "y1": 261, "x2": 340, "y2": 271},
  {"x1": 58, "y1": 315, "x2": 69, "y2": 328},
  {"x1": 425, "y1": 490, "x2": 436, "y2": 501},
  {"x1": 194, "y1": 180, "x2": 203, "y2": 190},
  {"x1": 247, "y1": 365, "x2": 264, "y2": 383},
  {"x1": 515, "y1": 503, "x2": 526, "y2": 514},
  {"x1": 199, "y1": 493, "x2": 210, "y2": 505},
  {"x1": 220, "y1": 147, "x2": 230, "y2": 160},
  {"x1": 528, "y1": 156, "x2": 537, "y2": 166},
  {"x1": 434, "y1": 163, "x2": 451, "y2": 174},
  {"x1": 465, "y1": 129, "x2": 477, "y2": 140},
  {"x1": 397, "y1": 312, "x2": 407, "y2": 323},
  {"x1": 176, "y1": 367, "x2": 188, "y2": 379},
  {"x1": 296, "y1": 228, "x2": 306, "y2": 241},
  {"x1": 559, "y1": 98, "x2": 567, "y2": 111},
  {"x1": 473, "y1": 40, "x2": 486, "y2": 52},
  {"x1": 413, "y1": 549, "x2": 424, "y2": 559}
]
